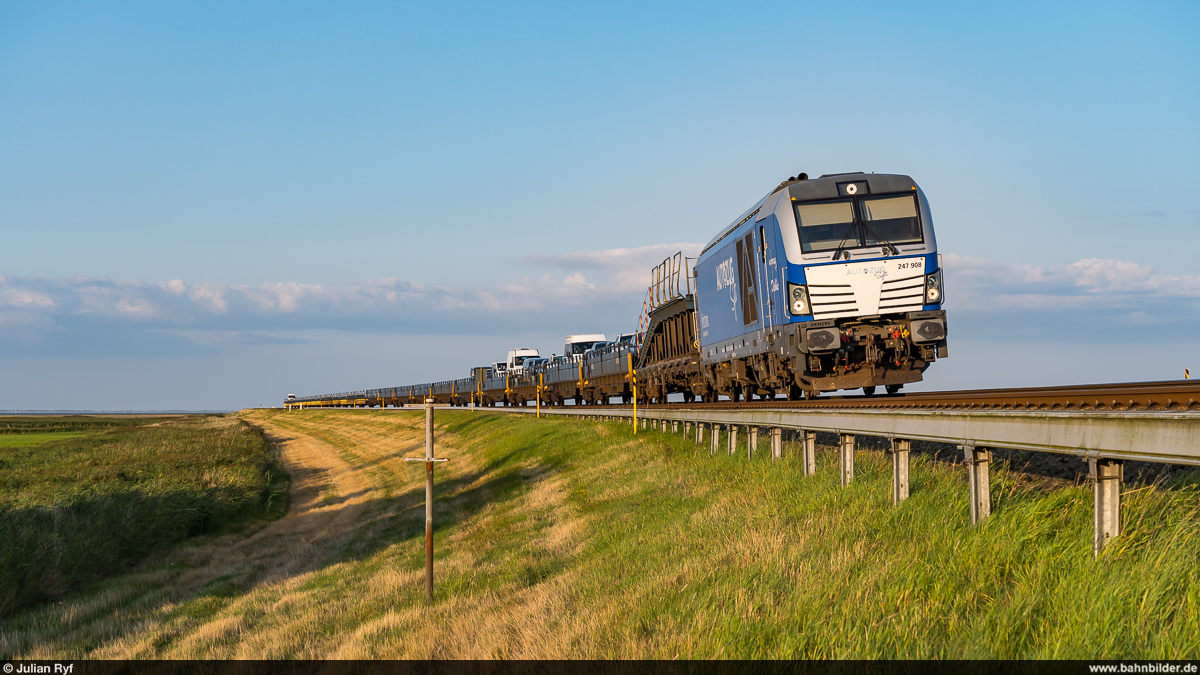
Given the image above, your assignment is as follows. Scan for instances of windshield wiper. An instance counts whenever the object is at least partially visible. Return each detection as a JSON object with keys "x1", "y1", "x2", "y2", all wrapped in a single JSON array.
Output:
[
  {"x1": 830, "y1": 222, "x2": 859, "y2": 261},
  {"x1": 861, "y1": 221, "x2": 899, "y2": 256}
]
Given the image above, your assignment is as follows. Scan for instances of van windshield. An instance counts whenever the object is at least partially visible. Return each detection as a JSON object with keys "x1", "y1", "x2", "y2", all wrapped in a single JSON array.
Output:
[
  {"x1": 567, "y1": 342, "x2": 598, "y2": 355},
  {"x1": 794, "y1": 194, "x2": 923, "y2": 253}
]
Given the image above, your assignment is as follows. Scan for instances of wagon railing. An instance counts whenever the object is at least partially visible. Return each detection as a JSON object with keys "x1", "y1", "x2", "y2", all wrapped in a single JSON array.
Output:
[{"x1": 647, "y1": 252, "x2": 696, "y2": 310}]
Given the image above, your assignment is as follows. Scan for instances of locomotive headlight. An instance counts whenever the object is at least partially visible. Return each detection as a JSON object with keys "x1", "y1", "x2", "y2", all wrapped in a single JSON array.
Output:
[
  {"x1": 925, "y1": 269, "x2": 943, "y2": 304},
  {"x1": 788, "y1": 283, "x2": 811, "y2": 316}
]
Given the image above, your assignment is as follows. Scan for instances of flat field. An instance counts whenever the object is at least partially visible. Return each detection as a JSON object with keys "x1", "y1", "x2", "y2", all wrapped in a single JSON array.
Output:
[
  {"x1": 0, "y1": 415, "x2": 286, "y2": 619},
  {"x1": 2, "y1": 409, "x2": 1198, "y2": 658}
]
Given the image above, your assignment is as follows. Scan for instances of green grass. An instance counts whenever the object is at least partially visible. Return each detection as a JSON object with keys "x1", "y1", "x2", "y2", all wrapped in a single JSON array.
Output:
[
  {"x1": 1, "y1": 409, "x2": 1197, "y2": 659},
  {"x1": 424, "y1": 412, "x2": 1200, "y2": 658},
  {"x1": 0, "y1": 415, "x2": 288, "y2": 617},
  {"x1": 0, "y1": 431, "x2": 90, "y2": 448}
]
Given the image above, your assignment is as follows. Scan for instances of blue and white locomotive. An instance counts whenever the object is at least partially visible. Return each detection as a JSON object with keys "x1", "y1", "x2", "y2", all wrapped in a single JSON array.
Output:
[{"x1": 684, "y1": 171, "x2": 947, "y2": 400}]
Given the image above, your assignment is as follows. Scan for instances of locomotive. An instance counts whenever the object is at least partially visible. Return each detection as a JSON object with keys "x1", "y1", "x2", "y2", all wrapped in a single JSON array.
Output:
[{"x1": 286, "y1": 172, "x2": 947, "y2": 408}]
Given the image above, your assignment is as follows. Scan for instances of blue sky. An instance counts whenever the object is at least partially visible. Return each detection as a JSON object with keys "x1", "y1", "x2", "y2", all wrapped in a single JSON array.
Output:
[{"x1": 1, "y1": 1, "x2": 1197, "y2": 409}]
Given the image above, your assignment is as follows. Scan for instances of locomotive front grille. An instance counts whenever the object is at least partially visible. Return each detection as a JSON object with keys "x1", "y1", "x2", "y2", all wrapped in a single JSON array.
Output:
[
  {"x1": 878, "y1": 277, "x2": 925, "y2": 313},
  {"x1": 805, "y1": 258, "x2": 928, "y2": 319},
  {"x1": 809, "y1": 285, "x2": 859, "y2": 319}
]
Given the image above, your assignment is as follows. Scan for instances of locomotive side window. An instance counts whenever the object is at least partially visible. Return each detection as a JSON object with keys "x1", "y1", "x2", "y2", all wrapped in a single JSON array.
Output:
[
  {"x1": 860, "y1": 195, "x2": 923, "y2": 246},
  {"x1": 795, "y1": 200, "x2": 856, "y2": 252},
  {"x1": 734, "y1": 233, "x2": 759, "y2": 326}
]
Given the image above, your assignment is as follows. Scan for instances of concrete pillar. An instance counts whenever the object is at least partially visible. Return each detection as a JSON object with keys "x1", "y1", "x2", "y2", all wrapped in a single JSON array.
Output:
[
  {"x1": 890, "y1": 438, "x2": 911, "y2": 504},
  {"x1": 801, "y1": 430, "x2": 816, "y2": 476},
  {"x1": 748, "y1": 427, "x2": 757, "y2": 460},
  {"x1": 839, "y1": 434, "x2": 855, "y2": 486},
  {"x1": 728, "y1": 425, "x2": 738, "y2": 455},
  {"x1": 696, "y1": 422, "x2": 704, "y2": 444},
  {"x1": 672, "y1": 420, "x2": 679, "y2": 433},
  {"x1": 641, "y1": 418, "x2": 647, "y2": 429},
  {"x1": 684, "y1": 421, "x2": 691, "y2": 436},
  {"x1": 962, "y1": 445, "x2": 993, "y2": 524},
  {"x1": 771, "y1": 427, "x2": 782, "y2": 461},
  {"x1": 1091, "y1": 458, "x2": 1123, "y2": 557},
  {"x1": 710, "y1": 424, "x2": 720, "y2": 454}
]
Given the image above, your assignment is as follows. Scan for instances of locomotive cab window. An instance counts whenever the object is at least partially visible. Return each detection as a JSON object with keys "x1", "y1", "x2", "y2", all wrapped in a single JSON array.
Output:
[
  {"x1": 860, "y1": 195, "x2": 922, "y2": 246},
  {"x1": 795, "y1": 200, "x2": 856, "y2": 253},
  {"x1": 795, "y1": 194, "x2": 923, "y2": 253}
]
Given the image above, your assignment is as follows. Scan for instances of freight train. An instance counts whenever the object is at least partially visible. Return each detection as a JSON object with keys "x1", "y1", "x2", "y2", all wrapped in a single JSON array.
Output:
[{"x1": 286, "y1": 172, "x2": 948, "y2": 409}]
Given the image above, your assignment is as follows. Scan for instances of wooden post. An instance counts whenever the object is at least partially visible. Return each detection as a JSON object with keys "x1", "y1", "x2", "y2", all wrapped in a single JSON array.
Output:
[{"x1": 403, "y1": 399, "x2": 449, "y2": 604}]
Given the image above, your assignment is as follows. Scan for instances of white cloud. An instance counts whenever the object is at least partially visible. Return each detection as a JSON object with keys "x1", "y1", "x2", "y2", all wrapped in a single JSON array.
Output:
[
  {"x1": 2, "y1": 248, "x2": 1197, "y2": 347},
  {"x1": 526, "y1": 242, "x2": 704, "y2": 294},
  {"x1": 944, "y1": 253, "x2": 1200, "y2": 312}
]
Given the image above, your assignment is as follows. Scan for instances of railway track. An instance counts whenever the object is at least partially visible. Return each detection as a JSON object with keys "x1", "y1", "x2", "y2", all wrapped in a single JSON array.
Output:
[{"x1": 547, "y1": 379, "x2": 1200, "y2": 413}]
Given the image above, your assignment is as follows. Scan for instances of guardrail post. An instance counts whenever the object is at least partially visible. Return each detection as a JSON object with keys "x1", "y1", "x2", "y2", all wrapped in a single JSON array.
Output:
[
  {"x1": 1091, "y1": 458, "x2": 1123, "y2": 557},
  {"x1": 711, "y1": 424, "x2": 720, "y2": 454},
  {"x1": 771, "y1": 428, "x2": 782, "y2": 460},
  {"x1": 839, "y1": 434, "x2": 855, "y2": 486},
  {"x1": 802, "y1": 430, "x2": 816, "y2": 476},
  {"x1": 962, "y1": 445, "x2": 993, "y2": 524},
  {"x1": 889, "y1": 438, "x2": 911, "y2": 504},
  {"x1": 728, "y1": 425, "x2": 739, "y2": 455}
]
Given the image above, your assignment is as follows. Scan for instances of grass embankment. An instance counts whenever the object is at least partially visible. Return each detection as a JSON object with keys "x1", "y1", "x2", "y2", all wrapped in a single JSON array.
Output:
[
  {"x1": 2, "y1": 409, "x2": 1198, "y2": 658},
  {"x1": 0, "y1": 416, "x2": 287, "y2": 617}
]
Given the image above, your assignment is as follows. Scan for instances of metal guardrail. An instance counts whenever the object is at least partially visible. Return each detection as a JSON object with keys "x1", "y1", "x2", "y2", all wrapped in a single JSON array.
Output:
[{"x1": 472, "y1": 404, "x2": 1200, "y2": 557}]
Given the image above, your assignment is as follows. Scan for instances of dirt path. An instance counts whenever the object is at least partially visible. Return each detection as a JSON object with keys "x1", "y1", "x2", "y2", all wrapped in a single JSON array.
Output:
[{"x1": 3, "y1": 411, "x2": 430, "y2": 658}]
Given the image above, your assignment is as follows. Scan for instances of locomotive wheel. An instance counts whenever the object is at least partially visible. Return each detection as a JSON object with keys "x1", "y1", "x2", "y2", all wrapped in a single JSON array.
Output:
[
  {"x1": 886, "y1": 384, "x2": 903, "y2": 395},
  {"x1": 804, "y1": 389, "x2": 821, "y2": 400},
  {"x1": 863, "y1": 386, "x2": 877, "y2": 397}
]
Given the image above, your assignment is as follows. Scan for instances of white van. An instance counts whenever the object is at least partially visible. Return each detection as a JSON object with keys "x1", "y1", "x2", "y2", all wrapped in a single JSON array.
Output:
[
  {"x1": 564, "y1": 334, "x2": 606, "y2": 360},
  {"x1": 506, "y1": 348, "x2": 541, "y2": 374}
]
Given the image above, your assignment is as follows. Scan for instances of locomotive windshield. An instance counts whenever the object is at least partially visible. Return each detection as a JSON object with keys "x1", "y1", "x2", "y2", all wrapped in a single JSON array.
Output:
[{"x1": 795, "y1": 194, "x2": 923, "y2": 253}]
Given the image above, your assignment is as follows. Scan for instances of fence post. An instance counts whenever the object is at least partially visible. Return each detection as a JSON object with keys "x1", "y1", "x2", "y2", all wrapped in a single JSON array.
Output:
[
  {"x1": 839, "y1": 434, "x2": 855, "y2": 486},
  {"x1": 1091, "y1": 458, "x2": 1123, "y2": 556},
  {"x1": 802, "y1": 430, "x2": 816, "y2": 476},
  {"x1": 401, "y1": 399, "x2": 450, "y2": 604},
  {"x1": 962, "y1": 444, "x2": 993, "y2": 524},
  {"x1": 889, "y1": 438, "x2": 911, "y2": 504}
]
